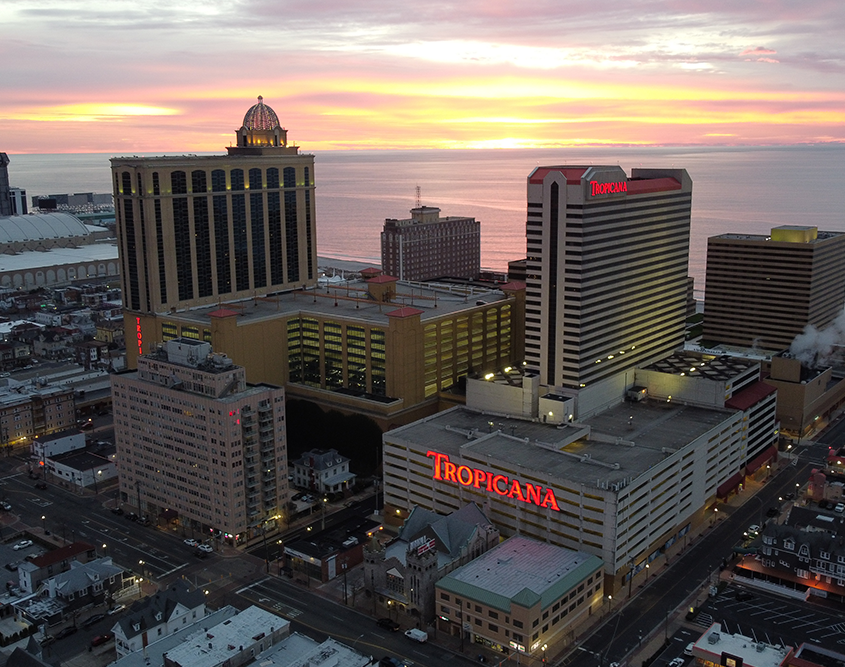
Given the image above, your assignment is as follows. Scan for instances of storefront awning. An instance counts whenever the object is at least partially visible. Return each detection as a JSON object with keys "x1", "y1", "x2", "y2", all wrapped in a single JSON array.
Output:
[
  {"x1": 717, "y1": 472, "x2": 744, "y2": 499},
  {"x1": 745, "y1": 445, "x2": 778, "y2": 474}
]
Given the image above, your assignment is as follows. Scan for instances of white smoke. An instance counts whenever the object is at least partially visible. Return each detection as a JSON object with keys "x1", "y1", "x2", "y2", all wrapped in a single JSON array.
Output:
[{"x1": 789, "y1": 309, "x2": 845, "y2": 368}]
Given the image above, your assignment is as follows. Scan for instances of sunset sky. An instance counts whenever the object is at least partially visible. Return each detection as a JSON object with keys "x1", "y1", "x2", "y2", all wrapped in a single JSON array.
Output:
[{"x1": 3, "y1": 0, "x2": 845, "y2": 153}]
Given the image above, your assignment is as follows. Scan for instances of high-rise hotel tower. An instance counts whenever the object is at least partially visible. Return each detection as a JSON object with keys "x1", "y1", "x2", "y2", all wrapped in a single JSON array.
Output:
[
  {"x1": 112, "y1": 97, "x2": 317, "y2": 364},
  {"x1": 525, "y1": 166, "x2": 692, "y2": 411}
]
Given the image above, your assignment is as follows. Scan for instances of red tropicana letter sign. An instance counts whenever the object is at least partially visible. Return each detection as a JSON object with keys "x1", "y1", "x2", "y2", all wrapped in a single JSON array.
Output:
[
  {"x1": 589, "y1": 180, "x2": 628, "y2": 197},
  {"x1": 426, "y1": 450, "x2": 560, "y2": 511}
]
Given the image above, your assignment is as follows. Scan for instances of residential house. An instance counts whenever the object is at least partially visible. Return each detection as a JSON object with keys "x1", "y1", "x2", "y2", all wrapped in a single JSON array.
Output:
[{"x1": 113, "y1": 581, "x2": 207, "y2": 658}]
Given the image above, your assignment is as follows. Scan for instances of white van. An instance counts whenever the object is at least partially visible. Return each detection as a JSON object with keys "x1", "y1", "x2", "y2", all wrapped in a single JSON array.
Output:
[{"x1": 404, "y1": 628, "x2": 428, "y2": 643}]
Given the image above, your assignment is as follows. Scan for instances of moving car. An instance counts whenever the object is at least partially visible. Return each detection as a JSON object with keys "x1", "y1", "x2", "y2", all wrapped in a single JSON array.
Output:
[
  {"x1": 404, "y1": 628, "x2": 428, "y2": 643},
  {"x1": 197, "y1": 543, "x2": 214, "y2": 553},
  {"x1": 184, "y1": 538, "x2": 199, "y2": 548},
  {"x1": 669, "y1": 659, "x2": 685, "y2": 667},
  {"x1": 377, "y1": 617, "x2": 400, "y2": 631},
  {"x1": 12, "y1": 540, "x2": 33, "y2": 551},
  {"x1": 746, "y1": 524, "x2": 760, "y2": 536},
  {"x1": 54, "y1": 626, "x2": 77, "y2": 640},
  {"x1": 107, "y1": 604, "x2": 126, "y2": 615}
]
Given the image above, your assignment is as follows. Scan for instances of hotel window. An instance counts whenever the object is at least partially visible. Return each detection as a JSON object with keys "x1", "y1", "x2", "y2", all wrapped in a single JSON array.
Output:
[
  {"x1": 267, "y1": 168, "x2": 279, "y2": 189},
  {"x1": 324, "y1": 322, "x2": 343, "y2": 389},
  {"x1": 161, "y1": 322, "x2": 178, "y2": 341},
  {"x1": 180, "y1": 326, "x2": 199, "y2": 340},
  {"x1": 301, "y1": 318, "x2": 321, "y2": 387},
  {"x1": 370, "y1": 329, "x2": 386, "y2": 396},
  {"x1": 347, "y1": 326, "x2": 367, "y2": 392},
  {"x1": 171, "y1": 171, "x2": 187, "y2": 195},
  {"x1": 230, "y1": 169, "x2": 244, "y2": 191},
  {"x1": 191, "y1": 170, "x2": 207, "y2": 193},
  {"x1": 211, "y1": 169, "x2": 226, "y2": 192},
  {"x1": 424, "y1": 324, "x2": 437, "y2": 398}
]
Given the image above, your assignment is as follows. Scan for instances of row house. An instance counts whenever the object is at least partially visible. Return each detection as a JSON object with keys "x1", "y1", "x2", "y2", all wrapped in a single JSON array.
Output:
[{"x1": 737, "y1": 521, "x2": 845, "y2": 603}]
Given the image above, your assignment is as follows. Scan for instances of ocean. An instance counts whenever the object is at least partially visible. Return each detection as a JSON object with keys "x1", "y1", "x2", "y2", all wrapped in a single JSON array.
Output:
[{"x1": 8, "y1": 145, "x2": 845, "y2": 293}]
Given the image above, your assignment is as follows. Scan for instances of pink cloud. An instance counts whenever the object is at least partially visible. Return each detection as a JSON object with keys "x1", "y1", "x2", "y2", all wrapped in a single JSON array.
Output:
[{"x1": 740, "y1": 47, "x2": 778, "y2": 56}]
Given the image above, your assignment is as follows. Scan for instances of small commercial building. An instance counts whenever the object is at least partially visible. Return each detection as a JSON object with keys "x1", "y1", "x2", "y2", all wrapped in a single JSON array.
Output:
[
  {"x1": 48, "y1": 449, "x2": 117, "y2": 490},
  {"x1": 30, "y1": 430, "x2": 85, "y2": 462},
  {"x1": 161, "y1": 605, "x2": 289, "y2": 667},
  {"x1": 435, "y1": 536, "x2": 603, "y2": 658},
  {"x1": 691, "y1": 623, "x2": 792, "y2": 666}
]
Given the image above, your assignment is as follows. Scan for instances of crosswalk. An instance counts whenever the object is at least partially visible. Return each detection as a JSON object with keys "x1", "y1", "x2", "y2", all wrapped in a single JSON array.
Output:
[{"x1": 694, "y1": 612, "x2": 714, "y2": 629}]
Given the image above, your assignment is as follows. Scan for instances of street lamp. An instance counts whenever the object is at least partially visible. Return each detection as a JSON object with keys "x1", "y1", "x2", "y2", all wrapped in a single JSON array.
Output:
[
  {"x1": 645, "y1": 563, "x2": 649, "y2": 583},
  {"x1": 321, "y1": 496, "x2": 329, "y2": 530},
  {"x1": 542, "y1": 643, "x2": 547, "y2": 664},
  {"x1": 137, "y1": 577, "x2": 143, "y2": 598},
  {"x1": 41, "y1": 515, "x2": 46, "y2": 534}
]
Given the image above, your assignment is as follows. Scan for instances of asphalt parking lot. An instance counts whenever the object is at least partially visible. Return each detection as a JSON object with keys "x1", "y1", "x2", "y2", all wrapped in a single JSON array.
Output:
[{"x1": 688, "y1": 583, "x2": 845, "y2": 651}]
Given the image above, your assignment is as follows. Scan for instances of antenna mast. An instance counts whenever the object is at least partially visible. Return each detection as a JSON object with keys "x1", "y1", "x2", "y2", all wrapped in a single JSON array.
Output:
[{"x1": 415, "y1": 185, "x2": 421, "y2": 209}]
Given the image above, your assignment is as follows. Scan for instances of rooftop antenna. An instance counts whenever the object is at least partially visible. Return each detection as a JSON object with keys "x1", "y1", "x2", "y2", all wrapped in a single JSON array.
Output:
[{"x1": 415, "y1": 185, "x2": 421, "y2": 209}]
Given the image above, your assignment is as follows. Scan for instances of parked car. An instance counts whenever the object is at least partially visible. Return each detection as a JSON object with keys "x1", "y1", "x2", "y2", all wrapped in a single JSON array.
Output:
[
  {"x1": 836, "y1": 503, "x2": 845, "y2": 513},
  {"x1": 404, "y1": 628, "x2": 428, "y2": 643},
  {"x1": 125, "y1": 513, "x2": 138, "y2": 522},
  {"x1": 34, "y1": 482, "x2": 47, "y2": 490},
  {"x1": 0, "y1": 502, "x2": 11, "y2": 511},
  {"x1": 12, "y1": 540, "x2": 32, "y2": 551},
  {"x1": 669, "y1": 659, "x2": 685, "y2": 667},
  {"x1": 735, "y1": 590, "x2": 754, "y2": 601},
  {"x1": 111, "y1": 507, "x2": 124, "y2": 516},
  {"x1": 54, "y1": 626, "x2": 77, "y2": 640},
  {"x1": 138, "y1": 516, "x2": 151, "y2": 526},
  {"x1": 197, "y1": 543, "x2": 213, "y2": 553},
  {"x1": 107, "y1": 604, "x2": 126, "y2": 615},
  {"x1": 91, "y1": 632, "x2": 114, "y2": 647},
  {"x1": 377, "y1": 617, "x2": 400, "y2": 631},
  {"x1": 684, "y1": 642, "x2": 694, "y2": 656},
  {"x1": 82, "y1": 613, "x2": 106, "y2": 627},
  {"x1": 746, "y1": 524, "x2": 760, "y2": 536},
  {"x1": 766, "y1": 507, "x2": 779, "y2": 518},
  {"x1": 184, "y1": 538, "x2": 199, "y2": 548}
]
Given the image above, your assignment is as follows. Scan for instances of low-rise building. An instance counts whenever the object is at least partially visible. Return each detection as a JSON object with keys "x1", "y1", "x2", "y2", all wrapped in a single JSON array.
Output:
[
  {"x1": 161, "y1": 605, "x2": 289, "y2": 667},
  {"x1": 284, "y1": 515, "x2": 382, "y2": 584},
  {"x1": 736, "y1": 519, "x2": 845, "y2": 604},
  {"x1": 47, "y1": 448, "x2": 117, "y2": 490},
  {"x1": 30, "y1": 429, "x2": 85, "y2": 463},
  {"x1": 0, "y1": 382, "x2": 76, "y2": 449},
  {"x1": 436, "y1": 536, "x2": 603, "y2": 657},
  {"x1": 691, "y1": 622, "x2": 792, "y2": 666},
  {"x1": 113, "y1": 581, "x2": 207, "y2": 658},
  {"x1": 17, "y1": 542, "x2": 97, "y2": 594},
  {"x1": 291, "y1": 449, "x2": 355, "y2": 495},
  {"x1": 364, "y1": 502, "x2": 499, "y2": 621},
  {"x1": 256, "y1": 634, "x2": 372, "y2": 667},
  {"x1": 16, "y1": 557, "x2": 128, "y2": 626}
]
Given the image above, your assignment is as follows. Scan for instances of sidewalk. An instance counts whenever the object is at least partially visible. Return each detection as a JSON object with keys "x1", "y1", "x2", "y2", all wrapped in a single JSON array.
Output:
[{"x1": 586, "y1": 470, "x2": 778, "y2": 667}]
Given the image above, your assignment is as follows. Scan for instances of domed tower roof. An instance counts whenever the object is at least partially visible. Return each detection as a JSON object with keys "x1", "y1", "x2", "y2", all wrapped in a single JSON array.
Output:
[{"x1": 242, "y1": 96, "x2": 279, "y2": 131}]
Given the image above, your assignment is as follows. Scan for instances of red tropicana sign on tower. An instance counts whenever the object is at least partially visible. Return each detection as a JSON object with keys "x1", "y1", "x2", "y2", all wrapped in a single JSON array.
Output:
[
  {"x1": 589, "y1": 180, "x2": 627, "y2": 196},
  {"x1": 426, "y1": 451, "x2": 560, "y2": 511}
]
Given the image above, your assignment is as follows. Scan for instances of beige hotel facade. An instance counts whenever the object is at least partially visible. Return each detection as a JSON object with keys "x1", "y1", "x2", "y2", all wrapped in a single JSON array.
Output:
[{"x1": 111, "y1": 339, "x2": 287, "y2": 541}]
